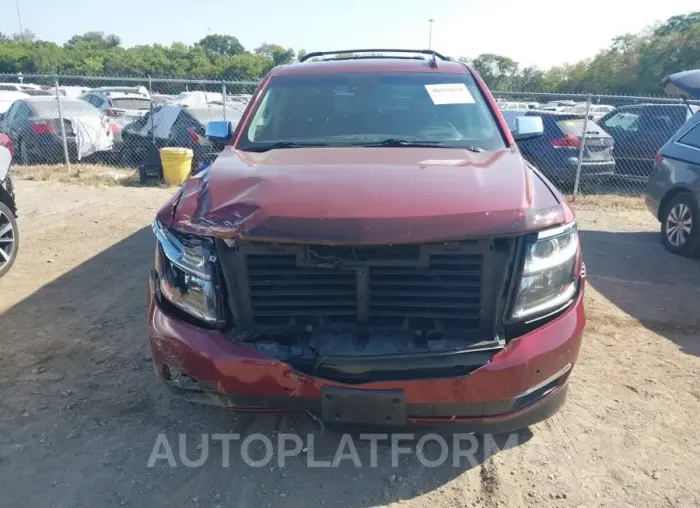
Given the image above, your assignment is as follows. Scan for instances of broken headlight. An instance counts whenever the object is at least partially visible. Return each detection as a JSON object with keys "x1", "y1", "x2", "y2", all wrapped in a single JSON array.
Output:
[
  {"x1": 152, "y1": 220, "x2": 221, "y2": 325},
  {"x1": 512, "y1": 222, "x2": 579, "y2": 320}
]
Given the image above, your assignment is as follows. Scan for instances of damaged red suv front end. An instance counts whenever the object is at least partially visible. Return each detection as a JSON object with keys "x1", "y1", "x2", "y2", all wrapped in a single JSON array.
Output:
[{"x1": 147, "y1": 51, "x2": 585, "y2": 432}]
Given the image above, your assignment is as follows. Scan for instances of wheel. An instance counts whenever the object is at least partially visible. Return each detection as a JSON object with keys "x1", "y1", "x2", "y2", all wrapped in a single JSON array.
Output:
[
  {"x1": 0, "y1": 201, "x2": 18, "y2": 277},
  {"x1": 661, "y1": 193, "x2": 700, "y2": 257}
]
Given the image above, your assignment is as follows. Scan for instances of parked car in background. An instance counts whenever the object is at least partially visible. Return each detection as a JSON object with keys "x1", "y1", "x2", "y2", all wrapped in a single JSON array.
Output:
[
  {"x1": 120, "y1": 103, "x2": 244, "y2": 171},
  {"x1": 0, "y1": 144, "x2": 18, "y2": 277},
  {"x1": 0, "y1": 83, "x2": 44, "y2": 92},
  {"x1": 0, "y1": 91, "x2": 29, "y2": 116},
  {"x1": 57, "y1": 86, "x2": 91, "y2": 99},
  {"x1": 87, "y1": 86, "x2": 150, "y2": 98},
  {"x1": 82, "y1": 89, "x2": 152, "y2": 156},
  {"x1": 646, "y1": 70, "x2": 700, "y2": 257},
  {"x1": 499, "y1": 102, "x2": 529, "y2": 110},
  {"x1": 0, "y1": 97, "x2": 115, "y2": 164},
  {"x1": 566, "y1": 103, "x2": 615, "y2": 121},
  {"x1": 502, "y1": 109, "x2": 615, "y2": 190},
  {"x1": 20, "y1": 89, "x2": 53, "y2": 97},
  {"x1": 151, "y1": 94, "x2": 175, "y2": 105},
  {"x1": 599, "y1": 103, "x2": 699, "y2": 182},
  {"x1": 540, "y1": 100, "x2": 577, "y2": 112}
]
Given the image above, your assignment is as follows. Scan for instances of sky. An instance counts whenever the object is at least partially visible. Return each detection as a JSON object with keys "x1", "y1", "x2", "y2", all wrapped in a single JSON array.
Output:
[{"x1": 0, "y1": 0, "x2": 698, "y2": 68}]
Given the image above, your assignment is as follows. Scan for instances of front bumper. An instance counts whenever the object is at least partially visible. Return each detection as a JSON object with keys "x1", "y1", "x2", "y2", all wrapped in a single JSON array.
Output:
[{"x1": 147, "y1": 286, "x2": 585, "y2": 432}]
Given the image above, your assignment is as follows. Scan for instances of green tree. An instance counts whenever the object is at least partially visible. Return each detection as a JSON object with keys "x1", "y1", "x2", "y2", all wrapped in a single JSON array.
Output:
[
  {"x1": 12, "y1": 30, "x2": 36, "y2": 42},
  {"x1": 65, "y1": 32, "x2": 121, "y2": 50},
  {"x1": 196, "y1": 34, "x2": 245, "y2": 58},
  {"x1": 0, "y1": 12, "x2": 699, "y2": 93},
  {"x1": 470, "y1": 54, "x2": 519, "y2": 90},
  {"x1": 255, "y1": 43, "x2": 295, "y2": 66}
]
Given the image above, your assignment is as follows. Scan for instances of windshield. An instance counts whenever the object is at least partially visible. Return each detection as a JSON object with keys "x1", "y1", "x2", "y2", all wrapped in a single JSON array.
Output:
[{"x1": 238, "y1": 72, "x2": 507, "y2": 151}]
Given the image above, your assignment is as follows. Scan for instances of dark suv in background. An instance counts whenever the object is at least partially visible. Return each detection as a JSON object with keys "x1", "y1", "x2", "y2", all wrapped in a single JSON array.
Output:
[
  {"x1": 600, "y1": 103, "x2": 699, "y2": 182},
  {"x1": 501, "y1": 109, "x2": 614, "y2": 190}
]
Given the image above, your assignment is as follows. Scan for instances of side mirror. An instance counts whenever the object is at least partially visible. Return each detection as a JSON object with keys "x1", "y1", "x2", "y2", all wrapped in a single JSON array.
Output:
[
  {"x1": 205, "y1": 121, "x2": 233, "y2": 144},
  {"x1": 512, "y1": 116, "x2": 544, "y2": 141}
]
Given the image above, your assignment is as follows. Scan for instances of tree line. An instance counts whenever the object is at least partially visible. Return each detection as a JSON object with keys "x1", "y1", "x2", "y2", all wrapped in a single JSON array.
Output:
[
  {"x1": 0, "y1": 31, "x2": 302, "y2": 82},
  {"x1": 0, "y1": 10, "x2": 698, "y2": 94}
]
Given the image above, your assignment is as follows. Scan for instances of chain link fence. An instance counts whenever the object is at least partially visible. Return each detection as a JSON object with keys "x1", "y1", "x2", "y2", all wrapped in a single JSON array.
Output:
[
  {"x1": 493, "y1": 91, "x2": 700, "y2": 196},
  {"x1": 0, "y1": 73, "x2": 257, "y2": 181},
  {"x1": 1, "y1": 73, "x2": 698, "y2": 195}
]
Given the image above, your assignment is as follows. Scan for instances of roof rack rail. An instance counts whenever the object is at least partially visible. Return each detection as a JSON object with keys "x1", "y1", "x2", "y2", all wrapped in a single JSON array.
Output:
[{"x1": 299, "y1": 49, "x2": 451, "y2": 63}]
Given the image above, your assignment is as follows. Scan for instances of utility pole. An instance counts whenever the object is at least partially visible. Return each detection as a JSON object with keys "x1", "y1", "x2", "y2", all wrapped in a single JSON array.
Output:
[
  {"x1": 428, "y1": 19, "x2": 435, "y2": 49},
  {"x1": 15, "y1": 0, "x2": 24, "y2": 34}
]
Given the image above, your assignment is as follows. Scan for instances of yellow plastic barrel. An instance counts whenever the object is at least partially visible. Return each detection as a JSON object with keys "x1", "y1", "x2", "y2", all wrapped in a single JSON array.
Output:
[{"x1": 159, "y1": 147, "x2": 193, "y2": 185}]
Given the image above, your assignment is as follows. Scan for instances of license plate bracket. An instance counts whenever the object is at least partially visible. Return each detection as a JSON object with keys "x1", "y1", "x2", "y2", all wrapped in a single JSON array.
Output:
[{"x1": 321, "y1": 388, "x2": 406, "y2": 426}]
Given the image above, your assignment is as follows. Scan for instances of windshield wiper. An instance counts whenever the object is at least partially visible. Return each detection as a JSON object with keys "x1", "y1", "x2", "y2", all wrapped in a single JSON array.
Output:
[
  {"x1": 352, "y1": 138, "x2": 484, "y2": 152},
  {"x1": 241, "y1": 141, "x2": 331, "y2": 153}
]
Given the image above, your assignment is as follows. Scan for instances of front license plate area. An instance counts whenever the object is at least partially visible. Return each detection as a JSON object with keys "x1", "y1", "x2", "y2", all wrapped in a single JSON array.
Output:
[{"x1": 321, "y1": 388, "x2": 406, "y2": 426}]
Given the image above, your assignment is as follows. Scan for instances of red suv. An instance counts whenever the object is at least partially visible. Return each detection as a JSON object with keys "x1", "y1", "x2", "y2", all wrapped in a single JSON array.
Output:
[{"x1": 148, "y1": 50, "x2": 585, "y2": 432}]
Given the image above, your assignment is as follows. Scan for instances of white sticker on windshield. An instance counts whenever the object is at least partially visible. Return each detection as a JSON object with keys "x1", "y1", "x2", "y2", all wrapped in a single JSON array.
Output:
[{"x1": 424, "y1": 83, "x2": 475, "y2": 105}]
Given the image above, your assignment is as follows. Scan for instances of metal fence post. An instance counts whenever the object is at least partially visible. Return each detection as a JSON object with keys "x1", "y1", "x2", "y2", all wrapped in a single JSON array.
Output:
[
  {"x1": 221, "y1": 82, "x2": 227, "y2": 121},
  {"x1": 54, "y1": 77, "x2": 71, "y2": 173},
  {"x1": 148, "y1": 76, "x2": 155, "y2": 146},
  {"x1": 572, "y1": 93, "x2": 592, "y2": 196}
]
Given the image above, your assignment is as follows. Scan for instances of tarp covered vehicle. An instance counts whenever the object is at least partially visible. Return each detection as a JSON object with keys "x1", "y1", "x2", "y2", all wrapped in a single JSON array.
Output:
[{"x1": 147, "y1": 50, "x2": 586, "y2": 432}]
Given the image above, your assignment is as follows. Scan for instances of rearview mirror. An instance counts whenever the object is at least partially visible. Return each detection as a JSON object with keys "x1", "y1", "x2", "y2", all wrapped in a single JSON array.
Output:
[
  {"x1": 205, "y1": 121, "x2": 233, "y2": 144},
  {"x1": 512, "y1": 116, "x2": 544, "y2": 141}
]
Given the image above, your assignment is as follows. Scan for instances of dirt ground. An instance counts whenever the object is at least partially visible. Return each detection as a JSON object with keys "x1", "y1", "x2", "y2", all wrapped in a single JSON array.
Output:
[{"x1": 1, "y1": 180, "x2": 699, "y2": 508}]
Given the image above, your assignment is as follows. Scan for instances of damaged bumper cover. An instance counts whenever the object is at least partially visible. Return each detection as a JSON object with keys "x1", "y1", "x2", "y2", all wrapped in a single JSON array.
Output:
[{"x1": 147, "y1": 279, "x2": 585, "y2": 431}]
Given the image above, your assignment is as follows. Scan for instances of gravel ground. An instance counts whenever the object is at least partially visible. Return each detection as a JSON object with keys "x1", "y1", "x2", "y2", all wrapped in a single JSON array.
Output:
[{"x1": 0, "y1": 180, "x2": 699, "y2": 508}]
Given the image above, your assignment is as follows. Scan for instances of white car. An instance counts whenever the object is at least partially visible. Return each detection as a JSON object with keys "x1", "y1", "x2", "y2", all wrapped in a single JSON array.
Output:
[
  {"x1": 499, "y1": 102, "x2": 530, "y2": 111},
  {"x1": 0, "y1": 91, "x2": 29, "y2": 116},
  {"x1": 0, "y1": 82, "x2": 44, "y2": 92},
  {"x1": 81, "y1": 89, "x2": 152, "y2": 126},
  {"x1": 567, "y1": 104, "x2": 616, "y2": 122}
]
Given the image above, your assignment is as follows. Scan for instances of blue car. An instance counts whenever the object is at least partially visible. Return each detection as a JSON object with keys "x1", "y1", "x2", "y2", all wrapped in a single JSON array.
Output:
[{"x1": 502, "y1": 109, "x2": 615, "y2": 191}]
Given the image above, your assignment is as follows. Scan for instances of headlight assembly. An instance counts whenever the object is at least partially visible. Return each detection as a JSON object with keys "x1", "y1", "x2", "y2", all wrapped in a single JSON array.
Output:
[
  {"x1": 511, "y1": 222, "x2": 579, "y2": 320},
  {"x1": 152, "y1": 220, "x2": 222, "y2": 325}
]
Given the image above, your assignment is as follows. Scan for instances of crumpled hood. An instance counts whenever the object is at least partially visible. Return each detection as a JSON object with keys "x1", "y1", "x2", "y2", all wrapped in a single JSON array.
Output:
[{"x1": 157, "y1": 147, "x2": 570, "y2": 244}]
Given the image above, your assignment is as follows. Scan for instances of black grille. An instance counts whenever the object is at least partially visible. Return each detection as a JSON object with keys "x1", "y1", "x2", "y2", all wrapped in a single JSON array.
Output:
[
  {"x1": 369, "y1": 253, "x2": 482, "y2": 330},
  {"x1": 241, "y1": 245, "x2": 487, "y2": 332},
  {"x1": 247, "y1": 254, "x2": 357, "y2": 326}
]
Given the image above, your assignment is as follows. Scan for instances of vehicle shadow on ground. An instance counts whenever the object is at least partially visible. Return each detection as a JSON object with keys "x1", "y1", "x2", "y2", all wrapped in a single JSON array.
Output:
[
  {"x1": 0, "y1": 226, "x2": 533, "y2": 507},
  {"x1": 580, "y1": 229, "x2": 700, "y2": 356}
]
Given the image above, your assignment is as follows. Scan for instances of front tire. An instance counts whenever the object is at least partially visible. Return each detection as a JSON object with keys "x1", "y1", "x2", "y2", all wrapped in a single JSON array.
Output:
[
  {"x1": 0, "y1": 201, "x2": 18, "y2": 277},
  {"x1": 661, "y1": 193, "x2": 700, "y2": 257}
]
